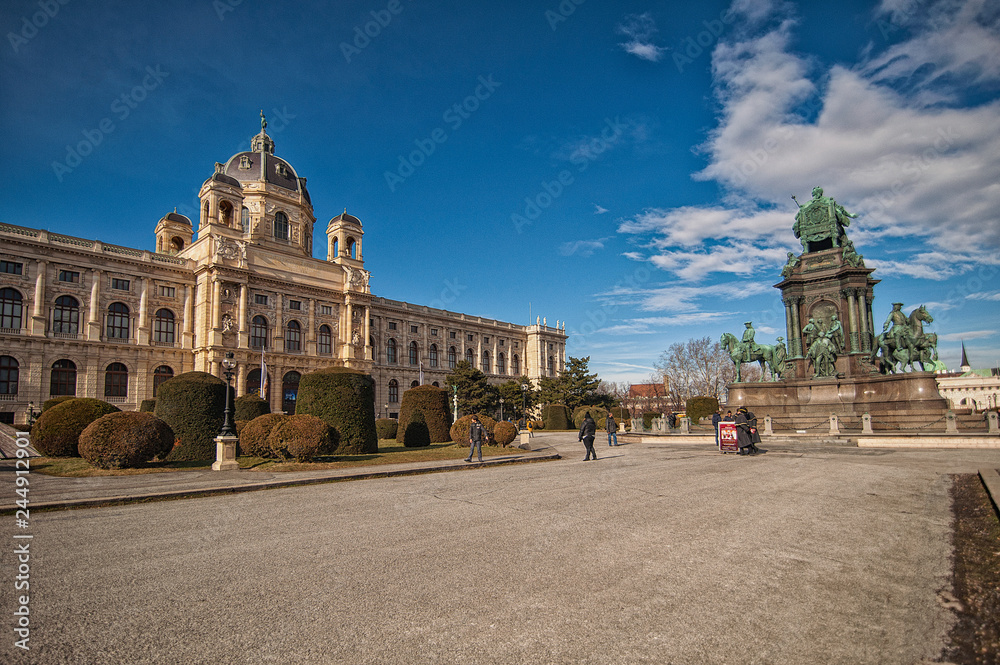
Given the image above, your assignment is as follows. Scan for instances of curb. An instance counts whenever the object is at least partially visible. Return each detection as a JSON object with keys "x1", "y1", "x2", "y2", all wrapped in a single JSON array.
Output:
[
  {"x1": 979, "y1": 468, "x2": 1000, "y2": 519},
  {"x1": 1, "y1": 453, "x2": 561, "y2": 514}
]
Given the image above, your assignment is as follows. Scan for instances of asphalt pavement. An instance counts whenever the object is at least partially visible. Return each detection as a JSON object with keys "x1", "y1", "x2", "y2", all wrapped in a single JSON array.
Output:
[{"x1": 1, "y1": 432, "x2": 998, "y2": 664}]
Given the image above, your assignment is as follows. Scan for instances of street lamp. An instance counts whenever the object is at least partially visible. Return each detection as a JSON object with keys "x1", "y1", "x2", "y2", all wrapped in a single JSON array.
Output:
[
  {"x1": 384, "y1": 404, "x2": 388, "y2": 418},
  {"x1": 26, "y1": 401, "x2": 39, "y2": 428},
  {"x1": 521, "y1": 382, "x2": 528, "y2": 420},
  {"x1": 499, "y1": 397, "x2": 504, "y2": 422},
  {"x1": 219, "y1": 352, "x2": 237, "y2": 437}
]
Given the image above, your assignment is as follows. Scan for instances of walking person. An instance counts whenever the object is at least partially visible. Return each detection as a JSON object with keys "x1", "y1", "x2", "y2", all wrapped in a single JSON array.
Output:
[
  {"x1": 734, "y1": 407, "x2": 754, "y2": 455},
  {"x1": 579, "y1": 411, "x2": 597, "y2": 461},
  {"x1": 712, "y1": 409, "x2": 722, "y2": 446},
  {"x1": 745, "y1": 408, "x2": 761, "y2": 454},
  {"x1": 606, "y1": 411, "x2": 618, "y2": 446},
  {"x1": 465, "y1": 415, "x2": 485, "y2": 463}
]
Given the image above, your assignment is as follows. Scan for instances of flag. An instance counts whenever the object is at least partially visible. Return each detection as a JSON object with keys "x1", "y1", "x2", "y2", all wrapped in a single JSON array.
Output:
[{"x1": 259, "y1": 346, "x2": 268, "y2": 398}]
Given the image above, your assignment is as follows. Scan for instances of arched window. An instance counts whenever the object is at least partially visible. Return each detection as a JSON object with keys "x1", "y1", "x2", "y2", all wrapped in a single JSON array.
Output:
[
  {"x1": 169, "y1": 236, "x2": 184, "y2": 253},
  {"x1": 548, "y1": 356, "x2": 554, "y2": 374},
  {"x1": 285, "y1": 320, "x2": 301, "y2": 352},
  {"x1": 482, "y1": 351, "x2": 491, "y2": 373},
  {"x1": 154, "y1": 308, "x2": 175, "y2": 344},
  {"x1": 241, "y1": 206, "x2": 250, "y2": 231},
  {"x1": 512, "y1": 354, "x2": 520, "y2": 375},
  {"x1": 432, "y1": 381, "x2": 440, "y2": 387},
  {"x1": 388, "y1": 379, "x2": 399, "y2": 403},
  {"x1": 247, "y1": 368, "x2": 270, "y2": 401},
  {"x1": 346, "y1": 237, "x2": 356, "y2": 259},
  {"x1": 498, "y1": 353, "x2": 506, "y2": 375},
  {"x1": 409, "y1": 341, "x2": 419, "y2": 366},
  {"x1": 0, "y1": 356, "x2": 18, "y2": 396},
  {"x1": 50, "y1": 359, "x2": 76, "y2": 396},
  {"x1": 251, "y1": 315, "x2": 268, "y2": 349},
  {"x1": 152, "y1": 365, "x2": 173, "y2": 397},
  {"x1": 318, "y1": 325, "x2": 332, "y2": 355},
  {"x1": 104, "y1": 362, "x2": 128, "y2": 399},
  {"x1": 332, "y1": 237, "x2": 339, "y2": 257},
  {"x1": 448, "y1": 346, "x2": 457, "y2": 369},
  {"x1": 202, "y1": 200, "x2": 210, "y2": 224},
  {"x1": 274, "y1": 211, "x2": 289, "y2": 240},
  {"x1": 53, "y1": 295, "x2": 80, "y2": 335},
  {"x1": 369, "y1": 336, "x2": 376, "y2": 361},
  {"x1": 410, "y1": 380, "x2": 419, "y2": 388},
  {"x1": 106, "y1": 302, "x2": 130, "y2": 340},
  {"x1": 282, "y1": 371, "x2": 301, "y2": 414},
  {"x1": 429, "y1": 344, "x2": 438, "y2": 368},
  {"x1": 0, "y1": 288, "x2": 23, "y2": 331},
  {"x1": 465, "y1": 348, "x2": 475, "y2": 367},
  {"x1": 386, "y1": 338, "x2": 397, "y2": 364},
  {"x1": 219, "y1": 200, "x2": 234, "y2": 227}
]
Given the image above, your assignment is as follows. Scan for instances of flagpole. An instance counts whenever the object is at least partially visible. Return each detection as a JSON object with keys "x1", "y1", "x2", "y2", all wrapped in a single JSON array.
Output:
[{"x1": 259, "y1": 345, "x2": 267, "y2": 399}]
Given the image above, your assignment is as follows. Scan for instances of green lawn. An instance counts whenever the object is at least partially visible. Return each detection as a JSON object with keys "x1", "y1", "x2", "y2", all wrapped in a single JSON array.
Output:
[{"x1": 29, "y1": 440, "x2": 519, "y2": 477}]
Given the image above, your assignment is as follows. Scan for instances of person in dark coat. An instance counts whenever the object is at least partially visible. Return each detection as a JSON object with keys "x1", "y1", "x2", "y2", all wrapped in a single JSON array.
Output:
[
  {"x1": 734, "y1": 407, "x2": 754, "y2": 455},
  {"x1": 579, "y1": 411, "x2": 598, "y2": 461},
  {"x1": 745, "y1": 408, "x2": 761, "y2": 454},
  {"x1": 465, "y1": 415, "x2": 485, "y2": 463},
  {"x1": 711, "y1": 410, "x2": 722, "y2": 446},
  {"x1": 606, "y1": 411, "x2": 618, "y2": 447}
]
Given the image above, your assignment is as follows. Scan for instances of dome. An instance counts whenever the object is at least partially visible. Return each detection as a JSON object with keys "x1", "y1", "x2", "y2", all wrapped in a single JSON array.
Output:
[
  {"x1": 330, "y1": 211, "x2": 362, "y2": 227},
  {"x1": 160, "y1": 211, "x2": 192, "y2": 226}
]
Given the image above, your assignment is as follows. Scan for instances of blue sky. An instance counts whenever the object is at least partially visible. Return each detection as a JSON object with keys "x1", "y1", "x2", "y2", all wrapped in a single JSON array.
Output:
[{"x1": 2, "y1": 0, "x2": 998, "y2": 383}]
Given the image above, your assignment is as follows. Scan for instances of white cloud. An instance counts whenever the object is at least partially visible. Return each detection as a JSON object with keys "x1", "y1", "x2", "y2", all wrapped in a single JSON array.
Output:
[
  {"x1": 618, "y1": 0, "x2": 1000, "y2": 283},
  {"x1": 596, "y1": 280, "x2": 773, "y2": 313},
  {"x1": 560, "y1": 239, "x2": 605, "y2": 258},
  {"x1": 616, "y1": 13, "x2": 666, "y2": 62},
  {"x1": 968, "y1": 291, "x2": 1000, "y2": 301},
  {"x1": 593, "y1": 204, "x2": 609, "y2": 215},
  {"x1": 939, "y1": 329, "x2": 998, "y2": 341}
]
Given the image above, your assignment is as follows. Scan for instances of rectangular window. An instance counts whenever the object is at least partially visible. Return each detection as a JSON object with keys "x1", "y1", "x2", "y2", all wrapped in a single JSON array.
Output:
[
  {"x1": 500, "y1": 339, "x2": 505, "y2": 346},
  {"x1": 58, "y1": 270, "x2": 80, "y2": 283},
  {"x1": 321, "y1": 305, "x2": 333, "y2": 315},
  {"x1": 0, "y1": 261, "x2": 23, "y2": 275},
  {"x1": 410, "y1": 325, "x2": 418, "y2": 334},
  {"x1": 484, "y1": 336, "x2": 490, "y2": 343},
  {"x1": 255, "y1": 294, "x2": 268, "y2": 305},
  {"x1": 111, "y1": 278, "x2": 130, "y2": 291},
  {"x1": 449, "y1": 331, "x2": 456, "y2": 339},
  {"x1": 467, "y1": 334, "x2": 474, "y2": 342},
  {"x1": 288, "y1": 300, "x2": 301, "y2": 310},
  {"x1": 388, "y1": 322, "x2": 397, "y2": 330},
  {"x1": 431, "y1": 328, "x2": 438, "y2": 336},
  {"x1": 158, "y1": 286, "x2": 176, "y2": 298}
]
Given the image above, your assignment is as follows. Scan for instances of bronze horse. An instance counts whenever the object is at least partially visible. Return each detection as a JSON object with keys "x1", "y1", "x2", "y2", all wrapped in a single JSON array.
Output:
[{"x1": 721, "y1": 332, "x2": 782, "y2": 382}]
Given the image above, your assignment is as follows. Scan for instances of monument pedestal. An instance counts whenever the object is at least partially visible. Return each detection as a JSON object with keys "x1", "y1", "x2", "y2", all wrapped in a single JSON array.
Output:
[
  {"x1": 211, "y1": 434, "x2": 240, "y2": 471},
  {"x1": 726, "y1": 372, "x2": 948, "y2": 431}
]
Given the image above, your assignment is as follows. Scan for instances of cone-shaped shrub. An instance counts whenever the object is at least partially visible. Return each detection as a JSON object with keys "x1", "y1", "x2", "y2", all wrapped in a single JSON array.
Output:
[
  {"x1": 240, "y1": 413, "x2": 287, "y2": 458},
  {"x1": 267, "y1": 414, "x2": 334, "y2": 461},
  {"x1": 154, "y1": 371, "x2": 229, "y2": 461},
  {"x1": 396, "y1": 385, "x2": 451, "y2": 444},
  {"x1": 79, "y1": 412, "x2": 175, "y2": 469},
  {"x1": 235, "y1": 394, "x2": 271, "y2": 422},
  {"x1": 32, "y1": 398, "x2": 120, "y2": 457},
  {"x1": 542, "y1": 404, "x2": 571, "y2": 430},
  {"x1": 493, "y1": 420, "x2": 517, "y2": 446},
  {"x1": 402, "y1": 409, "x2": 431, "y2": 448},
  {"x1": 449, "y1": 414, "x2": 496, "y2": 444},
  {"x1": 295, "y1": 367, "x2": 377, "y2": 454},
  {"x1": 376, "y1": 418, "x2": 398, "y2": 440}
]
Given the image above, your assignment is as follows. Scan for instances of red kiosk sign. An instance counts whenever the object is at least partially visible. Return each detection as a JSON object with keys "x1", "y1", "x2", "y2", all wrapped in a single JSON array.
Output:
[{"x1": 719, "y1": 422, "x2": 739, "y2": 453}]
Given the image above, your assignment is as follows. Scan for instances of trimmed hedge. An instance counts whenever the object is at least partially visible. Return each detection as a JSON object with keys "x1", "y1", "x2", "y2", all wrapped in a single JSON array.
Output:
[
  {"x1": 267, "y1": 415, "x2": 334, "y2": 462},
  {"x1": 42, "y1": 395, "x2": 76, "y2": 412},
  {"x1": 493, "y1": 420, "x2": 517, "y2": 446},
  {"x1": 686, "y1": 396, "x2": 720, "y2": 425},
  {"x1": 376, "y1": 418, "x2": 398, "y2": 440},
  {"x1": 139, "y1": 399, "x2": 156, "y2": 413},
  {"x1": 235, "y1": 394, "x2": 271, "y2": 422},
  {"x1": 642, "y1": 412, "x2": 659, "y2": 429},
  {"x1": 240, "y1": 413, "x2": 287, "y2": 458},
  {"x1": 396, "y1": 385, "x2": 451, "y2": 444},
  {"x1": 542, "y1": 404, "x2": 571, "y2": 430},
  {"x1": 78, "y1": 412, "x2": 175, "y2": 469},
  {"x1": 32, "y1": 398, "x2": 121, "y2": 457},
  {"x1": 402, "y1": 409, "x2": 431, "y2": 448},
  {"x1": 154, "y1": 371, "x2": 229, "y2": 461},
  {"x1": 450, "y1": 414, "x2": 496, "y2": 444},
  {"x1": 295, "y1": 367, "x2": 377, "y2": 455}
]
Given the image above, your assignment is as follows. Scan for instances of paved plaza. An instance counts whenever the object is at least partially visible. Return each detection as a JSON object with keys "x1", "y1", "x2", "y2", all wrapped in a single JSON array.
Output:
[{"x1": 2, "y1": 432, "x2": 999, "y2": 664}]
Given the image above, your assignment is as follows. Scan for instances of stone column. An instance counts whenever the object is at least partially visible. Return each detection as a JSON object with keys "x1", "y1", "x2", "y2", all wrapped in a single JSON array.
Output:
[
  {"x1": 863, "y1": 294, "x2": 875, "y2": 352},
  {"x1": 845, "y1": 289, "x2": 858, "y2": 353},
  {"x1": 305, "y1": 298, "x2": 316, "y2": 355},
  {"x1": 211, "y1": 278, "x2": 222, "y2": 330},
  {"x1": 31, "y1": 259, "x2": 46, "y2": 336},
  {"x1": 88, "y1": 269, "x2": 102, "y2": 341},
  {"x1": 790, "y1": 298, "x2": 803, "y2": 358},
  {"x1": 364, "y1": 306, "x2": 372, "y2": 361},
  {"x1": 235, "y1": 363, "x2": 246, "y2": 397},
  {"x1": 344, "y1": 300, "x2": 353, "y2": 359},
  {"x1": 182, "y1": 284, "x2": 194, "y2": 349},
  {"x1": 783, "y1": 299, "x2": 794, "y2": 355},
  {"x1": 137, "y1": 277, "x2": 150, "y2": 345}
]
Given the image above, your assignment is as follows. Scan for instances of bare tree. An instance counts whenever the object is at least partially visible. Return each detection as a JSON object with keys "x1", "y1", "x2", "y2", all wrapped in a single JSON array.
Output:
[{"x1": 654, "y1": 336, "x2": 735, "y2": 406}]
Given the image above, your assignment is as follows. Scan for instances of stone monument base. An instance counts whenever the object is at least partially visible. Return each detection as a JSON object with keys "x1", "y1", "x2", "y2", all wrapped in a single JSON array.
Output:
[{"x1": 725, "y1": 372, "x2": 948, "y2": 431}]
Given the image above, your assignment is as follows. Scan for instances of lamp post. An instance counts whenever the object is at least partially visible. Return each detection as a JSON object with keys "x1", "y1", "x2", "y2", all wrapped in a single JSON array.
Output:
[
  {"x1": 452, "y1": 385, "x2": 459, "y2": 422},
  {"x1": 384, "y1": 404, "x2": 388, "y2": 419},
  {"x1": 521, "y1": 382, "x2": 528, "y2": 420},
  {"x1": 26, "y1": 401, "x2": 39, "y2": 428},
  {"x1": 219, "y1": 352, "x2": 237, "y2": 437},
  {"x1": 499, "y1": 397, "x2": 504, "y2": 422}
]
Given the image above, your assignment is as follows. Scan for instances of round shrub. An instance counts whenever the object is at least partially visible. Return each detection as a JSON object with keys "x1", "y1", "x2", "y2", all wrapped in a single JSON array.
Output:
[
  {"x1": 42, "y1": 395, "x2": 76, "y2": 412},
  {"x1": 542, "y1": 404, "x2": 571, "y2": 430},
  {"x1": 235, "y1": 394, "x2": 271, "y2": 422},
  {"x1": 450, "y1": 414, "x2": 497, "y2": 444},
  {"x1": 493, "y1": 420, "x2": 517, "y2": 446},
  {"x1": 32, "y1": 398, "x2": 121, "y2": 457},
  {"x1": 154, "y1": 371, "x2": 229, "y2": 461},
  {"x1": 267, "y1": 415, "x2": 334, "y2": 462},
  {"x1": 402, "y1": 409, "x2": 431, "y2": 448},
  {"x1": 139, "y1": 399, "x2": 156, "y2": 413},
  {"x1": 686, "y1": 396, "x2": 720, "y2": 425},
  {"x1": 396, "y1": 385, "x2": 452, "y2": 444},
  {"x1": 235, "y1": 420, "x2": 249, "y2": 440},
  {"x1": 295, "y1": 367, "x2": 377, "y2": 454},
  {"x1": 240, "y1": 413, "x2": 287, "y2": 458},
  {"x1": 78, "y1": 412, "x2": 175, "y2": 469},
  {"x1": 376, "y1": 418, "x2": 398, "y2": 440}
]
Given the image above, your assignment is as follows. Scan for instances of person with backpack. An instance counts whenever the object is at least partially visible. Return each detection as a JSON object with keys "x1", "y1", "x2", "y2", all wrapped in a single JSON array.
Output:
[{"x1": 579, "y1": 411, "x2": 598, "y2": 461}]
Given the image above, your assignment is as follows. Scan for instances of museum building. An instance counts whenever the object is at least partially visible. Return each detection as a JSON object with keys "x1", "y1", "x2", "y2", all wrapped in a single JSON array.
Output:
[{"x1": 0, "y1": 124, "x2": 567, "y2": 424}]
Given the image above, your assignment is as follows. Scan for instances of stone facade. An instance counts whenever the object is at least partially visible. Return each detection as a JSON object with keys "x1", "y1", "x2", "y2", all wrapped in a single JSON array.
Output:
[
  {"x1": 936, "y1": 369, "x2": 1000, "y2": 412},
  {"x1": 0, "y1": 127, "x2": 566, "y2": 424}
]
